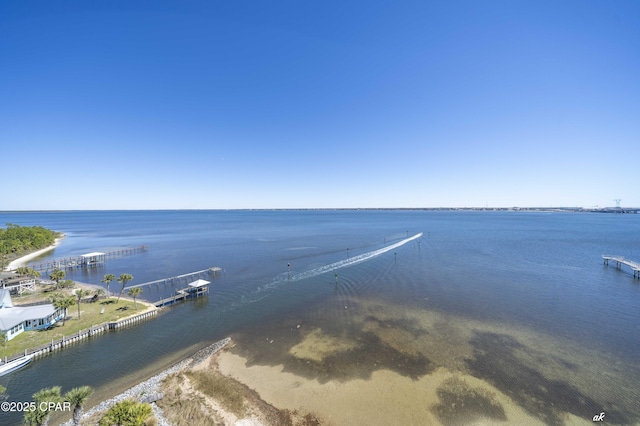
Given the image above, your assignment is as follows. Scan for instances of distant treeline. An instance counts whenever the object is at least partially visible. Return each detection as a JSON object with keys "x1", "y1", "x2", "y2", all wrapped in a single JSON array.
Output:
[{"x1": 0, "y1": 223, "x2": 59, "y2": 256}]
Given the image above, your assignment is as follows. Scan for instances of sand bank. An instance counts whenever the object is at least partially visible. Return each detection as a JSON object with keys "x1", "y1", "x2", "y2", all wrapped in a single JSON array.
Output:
[
  {"x1": 214, "y1": 350, "x2": 547, "y2": 425},
  {"x1": 62, "y1": 338, "x2": 232, "y2": 426},
  {"x1": 4, "y1": 235, "x2": 64, "y2": 271}
]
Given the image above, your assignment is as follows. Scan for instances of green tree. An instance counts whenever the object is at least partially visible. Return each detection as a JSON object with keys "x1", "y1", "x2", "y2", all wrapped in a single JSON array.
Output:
[
  {"x1": 94, "y1": 288, "x2": 106, "y2": 300},
  {"x1": 64, "y1": 386, "x2": 93, "y2": 426},
  {"x1": 116, "y1": 273, "x2": 134, "y2": 303},
  {"x1": 99, "y1": 399, "x2": 152, "y2": 426},
  {"x1": 0, "y1": 240, "x2": 7, "y2": 270},
  {"x1": 59, "y1": 279, "x2": 76, "y2": 289},
  {"x1": 53, "y1": 296, "x2": 75, "y2": 326},
  {"x1": 24, "y1": 386, "x2": 62, "y2": 426},
  {"x1": 101, "y1": 273, "x2": 115, "y2": 298},
  {"x1": 49, "y1": 269, "x2": 65, "y2": 290},
  {"x1": 74, "y1": 289, "x2": 91, "y2": 319},
  {"x1": 127, "y1": 287, "x2": 143, "y2": 310},
  {"x1": 0, "y1": 224, "x2": 57, "y2": 261},
  {"x1": 15, "y1": 266, "x2": 41, "y2": 277}
]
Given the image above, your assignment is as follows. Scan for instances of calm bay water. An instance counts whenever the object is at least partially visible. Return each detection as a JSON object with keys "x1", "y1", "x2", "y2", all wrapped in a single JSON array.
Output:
[{"x1": 1, "y1": 210, "x2": 639, "y2": 425}]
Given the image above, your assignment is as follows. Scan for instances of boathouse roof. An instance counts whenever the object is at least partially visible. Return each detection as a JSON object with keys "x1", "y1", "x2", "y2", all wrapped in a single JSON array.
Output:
[
  {"x1": 188, "y1": 279, "x2": 210, "y2": 288},
  {"x1": 80, "y1": 252, "x2": 106, "y2": 258}
]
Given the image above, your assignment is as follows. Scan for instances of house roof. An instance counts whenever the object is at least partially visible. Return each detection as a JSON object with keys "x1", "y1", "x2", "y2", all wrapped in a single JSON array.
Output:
[{"x1": 0, "y1": 290, "x2": 57, "y2": 331}]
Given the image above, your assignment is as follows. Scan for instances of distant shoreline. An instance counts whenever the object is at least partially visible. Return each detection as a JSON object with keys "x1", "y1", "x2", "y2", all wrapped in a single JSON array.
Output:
[
  {"x1": 4, "y1": 234, "x2": 65, "y2": 271},
  {"x1": 1, "y1": 207, "x2": 638, "y2": 213}
]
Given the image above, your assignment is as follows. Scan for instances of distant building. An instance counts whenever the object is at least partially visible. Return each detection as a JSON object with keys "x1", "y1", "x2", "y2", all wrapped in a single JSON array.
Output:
[{"x1": 0, "y1": 289, "x2": 64, "y2": 341}]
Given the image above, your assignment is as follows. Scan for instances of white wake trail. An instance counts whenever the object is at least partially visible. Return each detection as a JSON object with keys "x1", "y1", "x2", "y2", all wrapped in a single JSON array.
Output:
[
  {"x1": 225, "y1": 232, "x2": 423, "y2": 311},
  {"x1": 288, "y1": 232, "x2": 423, "y2": 282}
]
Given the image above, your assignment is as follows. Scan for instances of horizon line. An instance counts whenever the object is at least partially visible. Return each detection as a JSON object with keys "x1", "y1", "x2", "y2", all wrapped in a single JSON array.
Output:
[{"x1": 2, "y1": 206, "x2": 638, "y2": 213}]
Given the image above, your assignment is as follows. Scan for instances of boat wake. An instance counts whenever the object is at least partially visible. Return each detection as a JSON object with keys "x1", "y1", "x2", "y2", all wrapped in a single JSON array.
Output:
[
  {"x1": 285, "y1": 232, "x2": 423, "y2": 283},
  {"x1": 222, "y1": 232, "x2": 423, "y2": 311}
]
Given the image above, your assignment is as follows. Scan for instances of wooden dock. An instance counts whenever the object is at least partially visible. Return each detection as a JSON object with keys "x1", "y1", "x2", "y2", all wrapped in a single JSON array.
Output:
[
  {"x1": 126, "y1": 267, "x2": 221, "y2": 289},
  {"x1": 121, "y1": 267, "x2": 221, "y2": 307},
  {"x1": 602, "y1": 255, "x2": 640, "y2": 278},
  {"x1": 27, "y1": 246, "x2": 148, "y2": 272},
  {"x1": 154, "y1": 286, "x2": 209, "y2": 307}
]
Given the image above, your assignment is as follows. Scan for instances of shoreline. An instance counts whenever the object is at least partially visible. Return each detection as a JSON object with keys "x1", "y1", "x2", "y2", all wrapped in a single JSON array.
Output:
[
  {"x1": 62, "y1": 337, "x2": 232, "y2": 426},
  {"x1": 4, "y1": 235, "x2": 65, "y2": 271}
]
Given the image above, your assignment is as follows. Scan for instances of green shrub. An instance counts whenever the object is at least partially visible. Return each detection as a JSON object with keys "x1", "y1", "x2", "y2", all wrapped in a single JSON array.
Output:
[{"x1": 99, "y1": 399, "x2": 153, "y2": 426}]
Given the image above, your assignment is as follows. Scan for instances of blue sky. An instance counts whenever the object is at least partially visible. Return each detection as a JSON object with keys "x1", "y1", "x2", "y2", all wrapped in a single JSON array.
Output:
[{"x1": 1, "y1": 1, "x2": 638, "y2": 209}]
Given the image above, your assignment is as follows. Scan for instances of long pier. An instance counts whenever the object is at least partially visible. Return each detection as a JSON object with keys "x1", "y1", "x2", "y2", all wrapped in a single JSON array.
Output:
[
  {"x1": 27, "y1": 246, "x2": 148, "y2": 272},
  {"x1": 125, "y1": 267, "x2": 221, "y2": 289},
  {"x1": 602, "y1": 255, "x2": 640, "y2": 279},
  {"x1": 122, "y1": 267, "x2": 222, "y2": 307}
]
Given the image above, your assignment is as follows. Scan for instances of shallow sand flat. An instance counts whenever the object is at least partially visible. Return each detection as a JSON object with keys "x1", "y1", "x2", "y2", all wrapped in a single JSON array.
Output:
[
  {"x1": 216, "y1": 351, "x2": 556, "y2": 426},
  {"x1": 289, "y1": 327, "x2": 357, "y2": 362},
  {"x1": 222, "y1": 294, "x2": 640, "y2": 425}
]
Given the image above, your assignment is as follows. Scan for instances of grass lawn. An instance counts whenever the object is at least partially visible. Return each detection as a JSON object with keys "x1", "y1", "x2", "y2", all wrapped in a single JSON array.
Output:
[{"x1": 0, "y1": 297, "x2": 155, "y2": 358}]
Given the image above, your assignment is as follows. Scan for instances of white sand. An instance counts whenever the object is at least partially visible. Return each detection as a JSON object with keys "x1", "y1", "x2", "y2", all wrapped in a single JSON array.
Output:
[{"x1": 4, "y1": 235, "x2": 64, "y2": 271}]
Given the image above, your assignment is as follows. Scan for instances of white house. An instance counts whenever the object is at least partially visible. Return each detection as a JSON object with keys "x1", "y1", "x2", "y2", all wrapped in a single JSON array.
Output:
[{"x1": 0, "y1": 289, "x2": 64, "y2": 341}]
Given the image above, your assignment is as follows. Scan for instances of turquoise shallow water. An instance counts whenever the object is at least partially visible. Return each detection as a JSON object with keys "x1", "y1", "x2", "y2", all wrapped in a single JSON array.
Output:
[{"x1": 1, "y1": 210, "x2": 639, "y2": 425}]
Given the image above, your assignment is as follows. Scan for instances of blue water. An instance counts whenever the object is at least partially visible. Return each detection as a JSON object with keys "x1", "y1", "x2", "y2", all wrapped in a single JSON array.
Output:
[{"x1": 1, "y1": 210, "x2": 639, "y2": 425}]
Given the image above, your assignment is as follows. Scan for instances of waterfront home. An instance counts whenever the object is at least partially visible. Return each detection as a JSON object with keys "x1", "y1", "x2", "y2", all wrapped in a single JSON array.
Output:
[{"x1": 0, "y1": 289, "x2": 64, "y2": 341}]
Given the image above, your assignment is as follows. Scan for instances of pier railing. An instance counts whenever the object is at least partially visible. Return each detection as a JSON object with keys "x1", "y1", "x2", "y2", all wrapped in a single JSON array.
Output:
[
  {"x1": 26, "y1": 245, "x2": 148, "y2": 272},
  {"x1": 125, "y1": 267, "x2": 221, "y2": 289},
  {"x1": 602, "y1": 255, "x2": 640, "y2": 278}
]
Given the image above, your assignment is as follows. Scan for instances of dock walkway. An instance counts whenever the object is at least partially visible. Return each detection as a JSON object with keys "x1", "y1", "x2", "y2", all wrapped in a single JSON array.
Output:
[
  {"x1": 27, "y1": 246, "x2": 148, "y2": 272},
  {"x1": 602, "y1": 255, "x2": 640, "y2": 278},
  {"x1": 126, "y1": 267, "x2": 221, "y2": 289},
  {"x1": 122, "y1": 266, "x2": 222, "y2": 307}
]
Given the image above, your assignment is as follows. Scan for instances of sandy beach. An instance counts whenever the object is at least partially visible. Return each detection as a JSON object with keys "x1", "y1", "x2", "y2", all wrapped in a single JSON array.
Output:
[{"x1": 4, "y1": 235, "x2": 65, "y2": 271}]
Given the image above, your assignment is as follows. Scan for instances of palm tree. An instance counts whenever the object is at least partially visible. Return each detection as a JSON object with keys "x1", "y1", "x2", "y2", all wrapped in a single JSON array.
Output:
[
  {"x1": 64, "y1": 386, "x2": 93, "y2": 426},
  {"x1": 74, "y1": 289, "x2": 91, "y2": 319},
  {"x1": 49, "y1": 269, "x2": 65, "y2": 290},
  {"x1": 127, "y1": 287, "x2": 143, "y2": 310},
  {"x1": 53, "y1": 296, "x2": 75, "y2": 326},
  {"x1": 16, "y1": 266, "x2": 41, "y2": 277},
  {"x1": 116, "y1": 273, "x2": 133, "y2": 303},
  {"x1": 24, "y1": 386, "x2": 62, "y2": 426},
  {"x1": 101, "y1": 273, "x2": 115, "y2": 297}
]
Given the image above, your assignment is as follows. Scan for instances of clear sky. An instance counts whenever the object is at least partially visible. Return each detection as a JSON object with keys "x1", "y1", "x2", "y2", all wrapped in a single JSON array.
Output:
[{"x1": 1, "y1": 1, "x2": 638, "y2": 210}]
